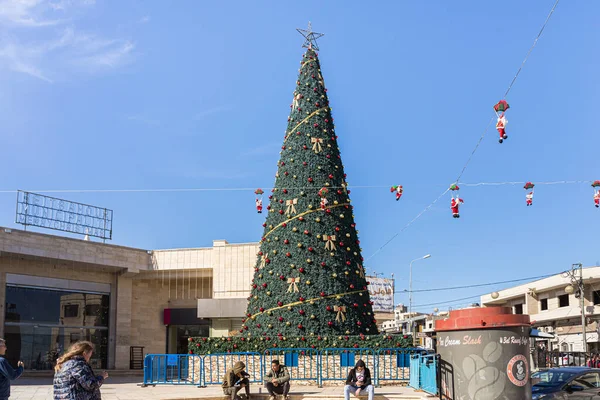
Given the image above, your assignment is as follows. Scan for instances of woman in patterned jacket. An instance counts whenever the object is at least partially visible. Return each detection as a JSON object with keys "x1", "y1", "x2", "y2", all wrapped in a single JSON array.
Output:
[{"x1": 53, "y1": 341, "x2": 109, "y2": 400}]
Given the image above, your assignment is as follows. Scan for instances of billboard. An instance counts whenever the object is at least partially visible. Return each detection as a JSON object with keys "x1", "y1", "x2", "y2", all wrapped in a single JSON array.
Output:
[
  {"x1": 15, "y1": 190, "x2": 113, "y2": 240},
  {"x1": 368, "y1": 277, "x2": 394, "y2": 313}
]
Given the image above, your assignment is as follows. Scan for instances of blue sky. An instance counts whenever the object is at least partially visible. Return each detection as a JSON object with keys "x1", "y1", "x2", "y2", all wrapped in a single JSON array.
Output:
[{"x1": 1, "y1": 1, "x2": 598, "y2": 313}]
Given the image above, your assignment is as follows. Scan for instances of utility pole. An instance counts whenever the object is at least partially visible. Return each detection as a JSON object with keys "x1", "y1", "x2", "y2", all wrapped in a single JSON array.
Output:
[{"x1": 564, "y1": 263, "x2": 586, "y2": 352}]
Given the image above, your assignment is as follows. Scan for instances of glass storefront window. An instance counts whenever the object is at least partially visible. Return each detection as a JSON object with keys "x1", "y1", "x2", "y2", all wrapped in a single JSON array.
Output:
[
  {"x1": 4, "y1": 285, "x2": 110, "y2": 370},
  {"x1": 176, "y1": 325, "x2": 209, "y2": 354}
]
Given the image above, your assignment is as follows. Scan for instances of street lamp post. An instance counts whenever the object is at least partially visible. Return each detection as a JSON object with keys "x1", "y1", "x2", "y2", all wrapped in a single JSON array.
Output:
[
  {"x1": 563, "y1": 263, "x2": 586, "y2": 352},
  {"x1": 409, "y1": 254, "x2": 431, "y2": 346}
]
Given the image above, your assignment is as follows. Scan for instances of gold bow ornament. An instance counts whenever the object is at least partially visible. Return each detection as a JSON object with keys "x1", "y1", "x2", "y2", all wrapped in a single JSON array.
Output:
[
  {"x1": 311, "y1": 137, "x2": 323, "y2": 153},
  {"x1": 286, "y1": 198, "x2": 298, "y2": 215},
  {"x1": 335, "y1": 305, "x2": 347, "y2": 322},
  {"x1": 287, "y1": 277, "x2": 300, "y2": 293},
  {"x1": 323, "y1": 235, "x2": 336, "y2": 250}
]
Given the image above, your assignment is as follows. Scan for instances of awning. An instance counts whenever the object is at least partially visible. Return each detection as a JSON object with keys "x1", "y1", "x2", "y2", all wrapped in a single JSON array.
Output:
[{"x1": 530, "y1": 328, "x2": 554, "y2": 339}]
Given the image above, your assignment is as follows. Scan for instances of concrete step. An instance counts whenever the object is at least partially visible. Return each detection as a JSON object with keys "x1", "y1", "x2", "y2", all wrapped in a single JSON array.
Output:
[{"x1": 22, "y1": 369, "x2": 144, "y2": 378}]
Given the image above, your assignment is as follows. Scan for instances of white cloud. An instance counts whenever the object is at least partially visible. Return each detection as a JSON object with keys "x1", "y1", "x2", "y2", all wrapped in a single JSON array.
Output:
[
  {"x1": 138, "y1": 15, "x2": 150, "y2": 24},
  {"x1": 0, "y1": 0, "x2": 137, "y2": 82},
  {"x1": 193, "y1": 106, "x2": 230, "y2": 120}
]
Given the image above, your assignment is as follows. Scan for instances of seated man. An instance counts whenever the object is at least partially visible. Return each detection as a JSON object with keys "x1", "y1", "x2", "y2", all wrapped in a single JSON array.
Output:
[
  {"x1": 265, "y1": 359, "x2": 290, "y2": 400},
  {"x1": 344, "y1": 359, "x2": 374, "y2": 400},
  {"x1": 222, "y1": 361, "x2": 251, "y2": 400}
]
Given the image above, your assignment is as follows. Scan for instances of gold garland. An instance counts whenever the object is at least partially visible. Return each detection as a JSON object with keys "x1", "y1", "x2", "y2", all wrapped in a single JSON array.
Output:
[
  {"x1": 300, "y1": 59, "x2": 316, "y2": 70},
  {"x1": 284, "y1": 106, "x2": 331, "y2": 142},
  {"x1": 264, "y1": 203, "x2": 349, "y2": 238},
  {"x1": 247, "y1": 289, "x2": 368, "y2": 320}
]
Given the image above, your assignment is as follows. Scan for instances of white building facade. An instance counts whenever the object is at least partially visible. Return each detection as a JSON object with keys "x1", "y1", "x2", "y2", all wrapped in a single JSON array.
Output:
[{"x1": 481, "y1": 266, "x2": 600, "y2": 352}]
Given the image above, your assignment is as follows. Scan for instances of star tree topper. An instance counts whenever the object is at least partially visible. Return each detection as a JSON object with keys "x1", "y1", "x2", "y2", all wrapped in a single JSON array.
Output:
[{"x1": 296, "y1": 22, "x2": 324, "y2": 51}]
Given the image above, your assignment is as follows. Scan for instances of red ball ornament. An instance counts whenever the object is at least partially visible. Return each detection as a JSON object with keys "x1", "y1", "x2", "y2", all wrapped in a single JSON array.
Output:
[
  {"x1": 327, "y1": 155, "x2": 331, "y2": 159},
  {"x1": 252, "y1": 284, "x2": 257, "y2": 289},
  {"x1": 258, "y1": 251, "x2": 263, "y2": 256},
  {"x1": 308, "y1": 247, "x2": 314, "y2": 252},
  {"x1": 299, "y1": 310, "x2": 305, "y2": 315},
  {"x1": 308, "y1": 177, "x2": 313, "y2": 183},
  {"x1": 303, "y1": 162, "x2": 308, "y2": 166},
  {"x1": 328, "y1": 174, "x2": 333, "y2": 179},
  {"x1": 262, "y1": 223, "x2": 267, "y2": 227},
  {"x1": 282, "y1": 223, "x2": 287, "y2": 228},
  {"x1": 277, "y1": 301, "x2": 283, "y2": 306},
  {"x1": 326, "y1": 306, "x2": 332, "y2": 311},
  {"x1": 265, "y1": 259, "x2": 271, "y2": 264},
  {"x1": 256, "y1": 324, "x2": 261, "y2": 328},
  {"x1": 286, "y1": 252, "x2": 291, "y2": 257},
  {"x1": 335, "y1": 227, "x2": 340, "y2": 232},
  {"x1": 279, "y1": 210, "x2": 284, "y2": 215},
  {"x1": 350, "y1": 284, "x2": 355, "y2": 289},
  {"x1": 298, "y1": 324, "x2": 304, "y2": 329},
  {"x1": 284, "y1": 172, "x2": 289, "y2": 176},
  {"x1": 321, "y1": 262, "x2": 326, "y2": 267},
  {"x1": 234, "y1": 344, "x2": 238, "y2": 349},
  {"x1": 299, "y1": 296, "x2": 305, "y2": 302},
  {"x1": 353, "y1": 303, "x2": 359, "y2": 308},
  {"x1": 280, "y1": 162, "x2": 285, "y2": 166},
  {"x1": 354, "y1": 344, "x2": 359, "y2": 348},
  {"x1": 283, "y1": 189, "x2": 288, "y2": 194},
  {"x1": 299, "y1": 267, "x2": 305, "y2": 273},
  {"x1": 279, "y1": 317, "x2": 284, "y2": 322},
  {"x1": 284, "y1": 239, "x2": 290, "y2": 244},
  {"x1": 282, "y1": 146, "x2": 286, "y2": 150},
  {"x1": 328, "y1": 321, "x2": 333, "y2": 326},
  {"x1": 299, "y1": 216, "x2": 304, "y2": 221},
  {"x1": 247, "y1": 313, "x2": 252, "y2": 317},
  {"x1": 357, "y1": 321, "x2": 362, "y2": 326},
  {"x1": 346, "y1": 261, "x2": 351, "y2": 266},
  {"x1": 303, "y1": 145, "x2": 308, "y2": 150},
  {"x1": 304, "y1": 230, "x2": 309, "y2": 235},
  {"x1": 280, "y1": 275, "x2": 285, "y2": 280},
  {"x1": 320, "y1": 291, "x2": 326, "y2": 297},
  {"x1": 279, "y1": 199, "x2": 284, "y2": 204}
]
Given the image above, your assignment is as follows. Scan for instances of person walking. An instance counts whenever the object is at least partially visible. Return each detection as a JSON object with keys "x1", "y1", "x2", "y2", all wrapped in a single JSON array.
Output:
[
  {"x1": 0, "y1": 338, "x2": 24, "y2": 400},
  {"x1": 53, "y1": 341, "x2": 108, "y2": 400},
  {"x1": 265, "y1": 359, "x2": 290, "y2": 400},
  {"x1": 344, "y1": 359, "x2": 374, "y2": 400},
  {"x1": 222, "y1": 361, "x2": 251, "y2": 400}
]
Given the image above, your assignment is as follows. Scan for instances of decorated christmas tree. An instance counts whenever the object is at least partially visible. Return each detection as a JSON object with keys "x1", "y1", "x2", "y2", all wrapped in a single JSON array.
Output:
[{"x1": 242, "y1": 25, "x2": 379, "y2": 340}]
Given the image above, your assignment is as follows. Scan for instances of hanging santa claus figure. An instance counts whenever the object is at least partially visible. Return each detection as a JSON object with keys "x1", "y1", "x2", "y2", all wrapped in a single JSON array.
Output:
[
  {"x1": 451, "y1": 197, "x2": 464, "y2": 218},
  {"x1": 390, "y1": 185, "x2": 403, "y2": 201},
  {"x1": 493, "y1": 100, "x2": 510, "y2": 144},
  {"x1": 318, "y1": 187, "x2": 329, "y2": 210},
  {"x1": 594, "y1": 189, "x2": 600, "y2": 208},
  {"x1": 320, "y1": 197, "x2": 329, "y2": 210},
  {"x1": 256, "y1": 198, "x2": 263, "y2": 213},
  {"x1": 526, "y1": 191, "x2": 534, "y2": 206},
  {"x1": 524, "y1": 182, "x2": 535, "y2": 207},
  {"x1": 254, "y1": 188, "x2": 264, "y2": 214}
]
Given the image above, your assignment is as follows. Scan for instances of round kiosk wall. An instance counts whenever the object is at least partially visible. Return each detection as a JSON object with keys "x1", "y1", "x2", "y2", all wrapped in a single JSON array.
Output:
[{"x1": 436, "y1": 307, "x2": 531, "y2": 400}]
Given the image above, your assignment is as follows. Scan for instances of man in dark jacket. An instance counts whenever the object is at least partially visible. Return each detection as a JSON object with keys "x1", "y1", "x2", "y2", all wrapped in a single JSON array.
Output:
[
  {"x1": 0, "y1": 339, "x2": 24, "y2": 400},
  {"x1": 265, "y1": 359, "x2": 290, "y2": 400},
  {"x1": 222, "y1": 361, "x2": 251, "y2": 400},
  {"x1": 344, "y1": 359, "x2": 374, "y2": 400}
]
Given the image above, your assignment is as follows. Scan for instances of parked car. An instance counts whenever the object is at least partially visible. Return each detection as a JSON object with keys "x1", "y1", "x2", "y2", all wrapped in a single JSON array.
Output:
[{"x1": 532, "y1": 367, "x2": 600, "y2": 399}]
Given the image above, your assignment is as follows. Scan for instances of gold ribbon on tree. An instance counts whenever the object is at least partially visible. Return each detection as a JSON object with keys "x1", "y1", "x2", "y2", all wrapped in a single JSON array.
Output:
[
  {"x1": 311, "y1": 137, "x2": 323, "y2": 153},
  {"x1": 286, "y1": 198, "x2": 298, "y2": 215},
  {"x1": 287, "y1": 277, "x2": 300, "y2": 293},
  {"x1": 334, "y1": 305, "x2": 347, "y2": 322},
  {"x1": 357, "y1": 264, "x2": 365, "y2": 278},
  {"x1": 323, "y1": 235, "x2": 336, "y2": 250}
]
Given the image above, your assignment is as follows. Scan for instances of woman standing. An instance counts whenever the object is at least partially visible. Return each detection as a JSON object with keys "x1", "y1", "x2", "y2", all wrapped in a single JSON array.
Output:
[{"x1": 53, "y1": 341, "x2": 108, "y2": 400}]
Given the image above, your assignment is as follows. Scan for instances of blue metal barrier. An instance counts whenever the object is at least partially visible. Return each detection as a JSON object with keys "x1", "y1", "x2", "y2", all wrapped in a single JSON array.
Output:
[
  {"x1": 376, "y1": 348, "x2": 420, "y2": 385},
  {"x1": 319, "y1": 348, "x2": 376, "y2": 388},
  {"x1": 419, "y1": 354, "x2": 437, "y2": 395},
  {"x1": 143, "y1": 354, "x2": 202, "y2": 386},
  {"x1": 264, "y1": 348, "x2": 320, "y2": 385},
  {"x1": 408, "y1": 352, "x2": 438, "y2": 395},
  {"x1": 202, "y1": 352, "x2": 263, "y2": 386},
  {"x1": 408, "y1": 354, "x2": 420, "y2": 390}
]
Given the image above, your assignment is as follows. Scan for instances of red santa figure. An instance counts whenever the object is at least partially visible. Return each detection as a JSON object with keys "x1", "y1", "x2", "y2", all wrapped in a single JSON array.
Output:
[
  {"x1": 320, "y1": 197, "x2": 329, "y2": 210},
  {"x1": 594, "y1": 190, "x2": 600, "y2": 208},
  {"x1": 526, "y1": 191, "x2": 534, "y2": 206},
  {"x1": 255, "y1": 198, "x2": 263, "y2": 213},
  {"x1": 451, "y1": 197, "x2": 464, "y2": 218},
  {"x1": 496, "y1": 112, "x2": 508, "y2": 143},
  {"x1": 395, "y1": 186, "x2": 403, "y2": 201}
]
